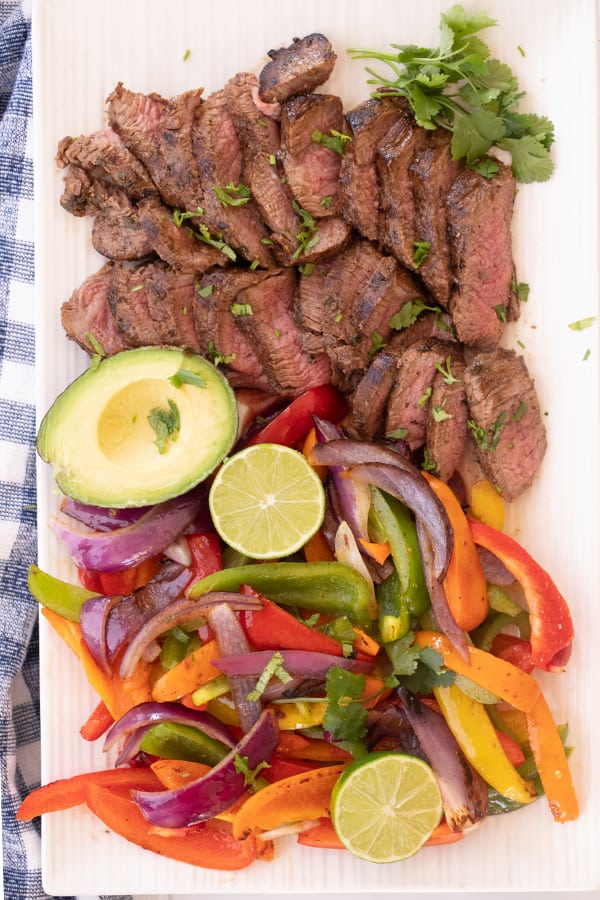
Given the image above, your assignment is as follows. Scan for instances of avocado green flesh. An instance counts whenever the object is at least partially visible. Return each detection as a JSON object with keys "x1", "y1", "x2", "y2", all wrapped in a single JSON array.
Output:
[{"x1": 37, "y1": 347, "x2": 238, "y2": 508}]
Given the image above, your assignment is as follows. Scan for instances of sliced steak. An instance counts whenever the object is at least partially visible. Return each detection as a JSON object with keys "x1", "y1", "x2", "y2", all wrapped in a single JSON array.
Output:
[
  {"x1": 107, "y1": 83, "x2": 205, "y2": 211},
  {"x1": 386, "y1": 309, "x2": 455, "y2": 356},
  {"x1": 234, "y1": 268, "x2": 331, "y2": 394},
  {"x1": 137, "y1": 197, "x2": 227, "y2": 271},
  {"x1": 349, "y1": 350, "x2": 396, "y2": 440},
  {"x1": 91, "y1": 212, "x2": 154, "y2": 261},
  {"x1": 299, "y1": 215, "x2": 352, "y2": 264},
  {"x1": 56, "y1": 129, "x2": 157, "y2": 202},
  {"x1": 425, "y1": 351, "x2": 468, "y2": 482},
  {"x1": 59, "y1": 165, "x2": 133, "y2": 218},
  {"x1": 385, "y1": 338, "x2": 460, "y2": 451},
  {"x1": 141, "y1": 264, "x2": 202, "y2": 351},
  {"x1": 192, "y1": 268, "x2": 272, "y2": 391},
  {"x1": 107, "y1": 262, "x2": 164, "y2": 347},
  {"x1": 224, "y1": 72, "x2": 299, "y2": 262},
  {"x1": 338, "y1": 97, "x2": 405, "y2": 241},
  {"x1": 446, "y1": 162, "x2": 518, "y2": 350},
  {"x1": 192, "y1": 90, "x2": 275, "y2": 268},
  {"x1": 258, "y1": 33, "x2": 336, "y2": 104},
  {"x1": 280, "y1": 93, "x2": 345, "y2": 217},
  {"x1": 353, "y1": 256, "x2": 424, "y2": 347},
  {"x1": 410, "y1": 129, "x2": 462, "y2": 304},
  {"x1": 60, "y1": 263, "x2": 128, "y2": 356},
  {"x1": 463, "y1": 349, "x2": 547, "y2": 501},
  {"x1": 377, "y1": 113, "x2": 428, "y2": 269}
]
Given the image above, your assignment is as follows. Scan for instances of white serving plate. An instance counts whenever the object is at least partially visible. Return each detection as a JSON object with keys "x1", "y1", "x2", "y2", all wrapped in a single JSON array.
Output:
[{"x1": 32, "y1": 0, "x2": 600, "y2": 894}]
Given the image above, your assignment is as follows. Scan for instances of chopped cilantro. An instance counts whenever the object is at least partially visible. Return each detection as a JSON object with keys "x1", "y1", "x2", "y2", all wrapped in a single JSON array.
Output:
[
  {"x1": 323, "y1": 668, "x2": 368, "y2": 742},
  {"x1": 418, "y1": 386, "x2": 432, "y2": 409},
  {"x1": 214, "y1": 182, "x2": 251, "y2": 207},
  {"x1": 435, "y1": 355, "x2": 460, "y2": 384},
  {"x1": 168, "y1": 369, "x2": 207, "y2": 389},
  {"x1": 231, "y1": 303, "x2": 253, "y2": 317},
  {"x1": 368, "y1": 330, "x2": 386, "y2": 360},
  {"x1": 148, "y1": 400, "x2": 180, "y2": 454},
  {"x1": 568, "y1": 316, "x2": 596, "y2": 331},
  {"x1": 389, "y1": 297, "x2": 441, "y2": 331},
  {"x1": 512, "y1": 400, "x2": 527, "y2": 422},
  {"x1": 311, "y1": 128, "x2": 352, "y2": 156},
  {"x1": 292, "y1": 201, "x2": 320, "y2": 260},
  {"x1": 412, "y1": 241, "x2": 430, "y2": 268},
  {"x1": 195, "y1": 280, "x2": 213, "y2": 298},
  {"x1": 386, "y1": 427, "x2": 408, "y2": 440},
  {"x1": 206, "y1": 341, "x2": 235, "y2": 366},
  {"x1": 233, "y1": 754, "x2": 270, "y2": 792},
  {"x1": 495, "y1": 303, "x2": 507, "y2": 322},
  {"x1": 247, "y1": 651, "x2": 292, "y2": 702},
  {"x1": 432, "y1": 404, "x2": 452, "y2": 423}
]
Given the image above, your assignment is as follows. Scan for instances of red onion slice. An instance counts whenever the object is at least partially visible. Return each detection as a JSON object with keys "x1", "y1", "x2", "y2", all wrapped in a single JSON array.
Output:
[
  {"x1": 207, "y1": 603, "x2": 262, "y2": 733},
  {"x1": 133, "y1": 708, "x2": 279, "y2": 827},
  {"x1": 103, "y1": 701, "x2": 235, "y2": 766},
  {"x1": 60, "y1": 497, "x2": 151, "y2": 531},
  {"x1": 79, "y1": 594, "x2": 123, "y2": 674},
  {"x1": 213, "y1": 649, "x2": 374, "y2": 678},
  {"x1": 119, "y1": 592, "x2": 262, "y2": 678},
  {"x1": 50, "y1": 485, "x2": 207, "y2": 573}
]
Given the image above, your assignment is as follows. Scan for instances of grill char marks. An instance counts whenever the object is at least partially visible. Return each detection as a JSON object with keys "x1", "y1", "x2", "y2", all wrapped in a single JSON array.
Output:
[
  {"x1": 192, "y1": 90, "x2": 275, "y2": 268},
  {"x1": 61, "y1": 263, "x2": 128, "y2": 356},
  {"x1": 446, "y1": 163, "x2": 519, "y2": 349},
  {"x1": 463, "y1": 348, "x2": 547, "y2": 501},
  {"x1": 258, "y1": 33, "x2": 336, "y2": 104},
  {"x1": 338, "y1": 97, "x2": 405, "y2": 241},
  {"x1": 91, "y1": 213, "x2": 153, "y2": 261}
]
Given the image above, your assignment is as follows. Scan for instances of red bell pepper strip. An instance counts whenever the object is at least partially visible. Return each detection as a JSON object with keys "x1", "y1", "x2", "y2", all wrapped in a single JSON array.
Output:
[
  {"x1": 79, "y1": 699, "x2": 114, "y2": 741},
  {"x1": 263, "y1": 755, "x2": 323, "y2": 783},
  {"x1": 84, "y1": 784, "x2": 260, "y2": 870},
  {"x1": 469, "y1": 520, "x2": 574, "y2": 671},
  {"x1": 238, "y1": 591, "x2": 348, "y2": 657},
  {"x1": 16, "y1": 767, "x2": 162, "y2": 820},
  {"x1": 246, "y1": 385, "x2": 346, "y2": 448},
  {"x1": 78, "y1": 555, "x2": 161, "y2": 596},
  {"x1": 491, "y1": 633, "x2": 535, "y2": 673},
  {"x1": 494, "y1": 728, "x2": 526, "y2": 767},
  {"x1": 187, "y1": 532, "x2": 223, "y2": 581}
]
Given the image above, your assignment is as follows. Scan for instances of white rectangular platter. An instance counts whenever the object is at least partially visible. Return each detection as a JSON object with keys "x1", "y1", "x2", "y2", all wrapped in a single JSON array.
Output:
[{"x1": 32, "y1": 0, "x2": 600, "y2": 894}]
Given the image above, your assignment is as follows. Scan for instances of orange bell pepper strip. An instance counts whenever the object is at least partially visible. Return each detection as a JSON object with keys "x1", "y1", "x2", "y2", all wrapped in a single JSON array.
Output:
[
  {"x1": 424, "y1": 819, "x2": 466, "y2": 846},
  {"x1": 79, "y1": 699, "x2": 114, "y2": 741},
  {"x1": 275, "y1": 732, "x2": 352, "y2": 762},
  {"x1": 232, "y1": 763, "x2": 347, "y2": 839},
  {"x1": 422, "y1": 473, "x2": 488, "y2": 632},
  {"x1": 415, "y1": 631, "x2": 578, "y2": 823},
  {"x1": 469, "y1": 520, "x2": 574, "y2": 672},
  {"x1": 42, "y1": 608, "x2": 152, "y2": 719},
  {"x1": 16, "y1": 767, "x2": 162, "y2": 820},
  {"x1": 151, "y1": 639, "x2": 221, "y2": 702},
  {"x1": 78, "y1": 555, "x2": 162, "y2": 595},
  {"x1": 297, "y1": 817, "x2": 344, "y2": 849},
  {"x1": 150, "y1": 758, "x2": 211, "y2": 789},
  {"x1": 84, "y1": 784, "x2": 260, "y2": 870},
  {"x1": 303, "y1": 528, "x2": 336, "y2": 562}
]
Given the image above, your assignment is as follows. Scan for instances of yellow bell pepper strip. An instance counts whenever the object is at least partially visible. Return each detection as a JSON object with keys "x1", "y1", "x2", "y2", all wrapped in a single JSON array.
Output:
[
  {"x1": 415, "y1": 631, "x2": 578, "y2": 822},
  {"x1": 41, "y1": 608, "x2": 152, "y2": 720},
  {"x1": 433, "y1": 683, "x2": 536, "y2": 804},
  {"x1": 232, "y1": 764, "x2": 347, "y2": 839},
  {"x1": 422, "y1": 473, "x2": 489, "y2": 632},
  {"x1": 187, "y1": 562, "x2": 375, "y2": 630},
  {"x1": 469, "y1": 520, "x2": 575, "y2": 671},
  {"x1": 151, "y1": 639, "x2": 222, "y2": 702},
  {"x1": 468, "y1": 478, "x2": 505, "y2": 530}
]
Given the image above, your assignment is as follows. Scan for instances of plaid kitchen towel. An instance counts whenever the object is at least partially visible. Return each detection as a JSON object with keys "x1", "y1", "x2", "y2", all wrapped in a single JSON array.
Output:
[{"x1": 0, "y1": 4, "x2": 138, "y2": 898}]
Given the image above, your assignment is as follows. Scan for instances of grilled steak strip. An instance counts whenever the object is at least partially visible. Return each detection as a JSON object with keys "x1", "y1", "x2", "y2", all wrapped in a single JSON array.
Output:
[
  {"x1": 192, "y1": 90, "x2": 275, "y2": 268},
  {"x1": 56, "y1": 129, "x2": 158, "y2": 202},
  {"x1": 349, "y1": 350, "x2": 396, "y2": 441},
  {"x1": 258, "y1": 33, "x2": 336, "y2": 104},
  {"x1": 61, "y1": 263, "x2": 128, "y2": 356},
  {"x1": 58, "y1": 164, "x2": 134, "y2": 219},
  {"x1": 91, "y1": 212, "x2": 154, "y2": 261},
  {"x1": 463, "y1": 348, "x2": 547, "y2": 501},
  {"x1": 446, "y1": 162, "x2": 519, "y2": 350},
  {"x1": 425, "y1": 351, "x2": 468, "y2": 482},
  {"x1": 137, "y1": 197, "x2": 227, "y2": 272}
]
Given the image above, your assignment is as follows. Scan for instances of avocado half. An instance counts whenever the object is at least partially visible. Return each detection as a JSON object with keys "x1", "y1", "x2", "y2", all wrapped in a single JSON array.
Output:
[{"x1": 37, "y1": 347, "x2": 238, "y2": 508}]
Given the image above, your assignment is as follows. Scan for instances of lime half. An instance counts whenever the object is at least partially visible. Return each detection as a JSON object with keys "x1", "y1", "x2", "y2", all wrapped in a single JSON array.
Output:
[
  {"x1": 331, "y1": 751, "x2": 443, "y2": 863},
  {"x1": 208, "y1": 443, "x2": 325, "y2": 560}
]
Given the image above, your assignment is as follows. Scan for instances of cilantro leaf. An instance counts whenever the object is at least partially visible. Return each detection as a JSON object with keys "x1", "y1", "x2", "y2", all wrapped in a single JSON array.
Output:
[
  {"x1": 233, "y1": 754, "x2": 270, "y2": 792},
  {"x1": 147, "y1": 400, "x2": 180, "y2": 454},
  {"x1": 499, "y1": 135, "x2": 554, "y2": 183},
  {"x1": 323, "y1": 668, "x2": 368, "y2": 741},
  {"x1": 451, "y1": 108, "x2": 506, "y2": 164}
]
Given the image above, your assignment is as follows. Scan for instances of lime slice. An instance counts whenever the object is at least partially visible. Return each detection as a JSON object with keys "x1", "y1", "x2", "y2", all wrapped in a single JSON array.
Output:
[
  {"x1": 331, "y1": 751, "x2": 443, "y2": 863},
  {"x1": 208, "y1": 443, "x2": 325, "y2": 559}
]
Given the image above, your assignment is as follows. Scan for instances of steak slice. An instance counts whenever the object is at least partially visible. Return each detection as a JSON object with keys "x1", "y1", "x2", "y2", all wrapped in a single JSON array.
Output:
[
  {"x1": 91, "y1": 212, "x2": 154, "y2": 261},
  {"x1": 107, "y1": 83, "x2": 205, "y2": 211},
  {"x1": 385, "y1": 338, "x2": 460, "y2": 451},
  {"x1": 463, "y1": 349, "x2": 547, "y2": 501},
  {"x1": 349, "y1": 350, "x2": 396, "y2": 441},
  {"x1": 59, "y1": 165, "x2": 133, "y2": 218},
  {"x1": 137, "y1": 197, "x2": 228, "y2": 272},
  {"x1": 410, "y1": 129, "x2": 462, "y2": 304},
  {"x1": 353, "y1": 256, "x2": 424, "y2": 347},
  {"x1": 224, "y1": 72, "x2": 299, "y2": 263},
  {"x1": 258, "y1": 33, "x2": 336, "y2": 104},
  {"x1": 192, "y1": 90, "x2": 275, "y2": 268},
  {"x1": 338, "y1": 97, "x2": 405, "y2": 241},
  {"x1": 280, "y1": 93, "x2": 345, "y2": 217},
  {"x1": 425, "y1": 351, "x2": 468, "y2": 482},
  {"x1": 56, "y1": 129, "x2": 157, "y2": 202},
  {"x1": 446, "y1": 162, "x2": 518, "y2": 350},
  {"x1": 377, "y1": 113, "x2": 428, "y2": 269},
  {"x1": 234, "y1": 268, "x2": 332, "y2": 395},
  {"x1": 107, "y1": 262, "x2": 164, "y2": 347},
  {"x1": 60, "y1": 262, "x2": 128, "y2": 356},
  {"x1": 192, "y1": 269, "x2": 272, "y2": 391}
]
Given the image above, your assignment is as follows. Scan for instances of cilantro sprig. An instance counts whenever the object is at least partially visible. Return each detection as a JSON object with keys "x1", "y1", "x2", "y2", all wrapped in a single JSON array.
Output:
[{"x1": 348, "y1": 4, "x2": 555, "y2": 183}]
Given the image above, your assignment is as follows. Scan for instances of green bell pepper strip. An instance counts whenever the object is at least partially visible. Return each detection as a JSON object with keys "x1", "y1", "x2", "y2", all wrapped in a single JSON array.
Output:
[
  {"x1": 376, "y1": 568, "x2": 411, "y2": 643},
  {"x1": 187, "y1": 562, "x2": 374, "y2": 630},
  {"x1": 139, "y1": 721, "x2": 230, "y2": 766},
  {"x1": 28, "y1": 564, "x2": 98, "y2": 622},
  {"x1": 369, "y1": 487, "x2": 430, "y2": 619}
]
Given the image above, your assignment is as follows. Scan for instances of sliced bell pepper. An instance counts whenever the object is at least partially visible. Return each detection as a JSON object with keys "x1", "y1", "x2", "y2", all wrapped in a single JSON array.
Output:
[
  {"x1": 85, "y1": 784, "x2": 260, "y2": 870},
  {"x1": 139, "y1": 721, "x2": 230, "y2": 767},
  {"x1": 424, "y1": 820, "x2": 467, "y2": 846},
  {"x1": 263, "y1": 755, "x2": 323, "y2": 782},
  {"x1": 186, "y1": 532, "x2": 223, "y2": 582},
  {"x1": 246, "y1": 384, "x2": 346, "y2": 448},
  {"x1": 42, "y1": 608, "x2": 152, "y2": 720},
  {"x1": 494, "y1": 728, "x2": 526, "y2": 767},
  {"x1": 275, "y1": 731, "x2": 352, "y2": 762},
  {"x1": 303, "y1": 527, "x2": 336, "y2": 562},
  {"x1": 469, "y1": 520, "x2": 574, "y2": 671},
  {"x1": 238, "y1": 593, "x2": 347, "y2": 657},
  {"x1": 79, "y1": 699, "x2": 114, "y2": 741},
  {"x1": 491, "y1": 633, "x2": 535, "y2": 673},
  {"x1": 29, "y1": 564, "x2": 98, "y2": 622},
  {"x1": 468, "y1": 478, "x2": 505, "y2": 531},
  {"x1": 188, "y1": 562, "x2": 375, "y2": 631},
  {"x1": 297, "y1": 817, "x2": 344, "y2": 849},
  {"x1": 16, "y1": 767, "x2": 162, "y2": 820},
  {"x1": 433, "y1": 684, "x2": 536, "y2": 804},
  {"x1": 422, "y1": 473, "x2": 489, "y2": 632},
  {"x1": 525, "y1": 694, "x2": 579, "y2": 822},
  {"x1": 151, "y1": 639, "x2": 222, "y2": 703},
  {"x1": 232, "y1": 764, "x2": 347, "y2": 839}
]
